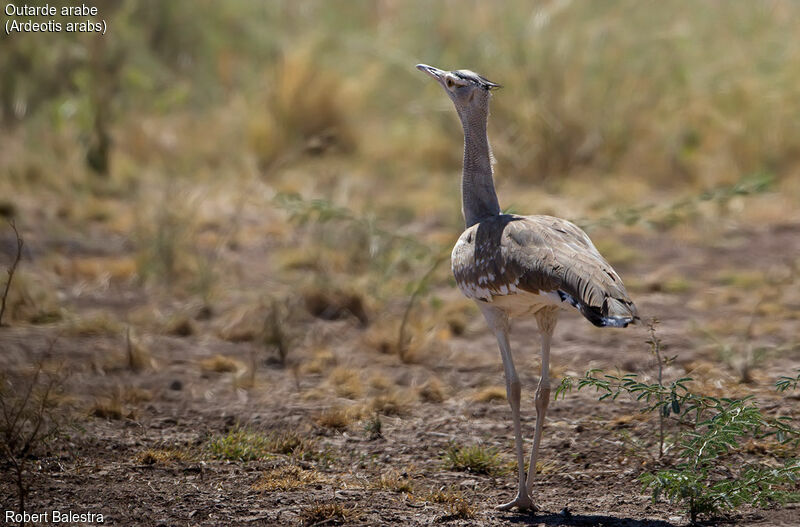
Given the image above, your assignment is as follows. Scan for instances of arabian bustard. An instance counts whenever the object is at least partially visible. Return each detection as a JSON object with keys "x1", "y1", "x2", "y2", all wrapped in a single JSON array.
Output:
[{"x1": 416, "y1": 64, "x2": 638, "y2": 511}]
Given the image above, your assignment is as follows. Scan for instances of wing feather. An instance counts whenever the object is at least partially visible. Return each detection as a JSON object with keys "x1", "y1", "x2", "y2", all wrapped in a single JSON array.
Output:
[
  {"x1": 505, "y1": 216, "x2": 638, "y2": 326},
  {"x1": 451, "y1": 214, "x2": 638, "y2": 327}
]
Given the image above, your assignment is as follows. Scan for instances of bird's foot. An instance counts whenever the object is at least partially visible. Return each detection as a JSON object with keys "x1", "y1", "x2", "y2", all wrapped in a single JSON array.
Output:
[{"x1": 496, "y1": 492, "x2": 535, "y2": 511}]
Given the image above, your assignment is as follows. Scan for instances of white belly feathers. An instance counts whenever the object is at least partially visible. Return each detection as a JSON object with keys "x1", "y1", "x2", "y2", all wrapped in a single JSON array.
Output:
[
  {"x1": 456, "y1": 278, "x2": 565, "y2": 317},
  {"x1": 488, "y1": 288, "x2": 565, "y2": 317}
]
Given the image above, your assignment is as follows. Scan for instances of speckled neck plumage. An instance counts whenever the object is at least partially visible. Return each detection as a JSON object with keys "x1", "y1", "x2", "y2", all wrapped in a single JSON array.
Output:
[{"x1": 459, "y1": 105, "x2": 501, "y2": 228}]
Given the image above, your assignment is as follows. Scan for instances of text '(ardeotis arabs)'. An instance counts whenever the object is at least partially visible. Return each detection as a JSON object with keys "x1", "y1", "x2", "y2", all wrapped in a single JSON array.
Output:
[{"x1": 416, "y1": 64, "x2": 639, "y2": 511}]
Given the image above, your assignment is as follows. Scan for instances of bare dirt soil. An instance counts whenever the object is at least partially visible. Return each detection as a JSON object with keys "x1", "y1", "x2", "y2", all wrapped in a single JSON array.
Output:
[{"x1": 1, "y1": 223, "x2": 799, "y2": 527}]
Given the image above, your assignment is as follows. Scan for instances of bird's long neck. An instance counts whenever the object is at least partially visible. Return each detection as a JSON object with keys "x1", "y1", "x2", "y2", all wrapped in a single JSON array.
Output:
[{"x1": 460, "y1": 108, "x2": 501, "y2": 228}]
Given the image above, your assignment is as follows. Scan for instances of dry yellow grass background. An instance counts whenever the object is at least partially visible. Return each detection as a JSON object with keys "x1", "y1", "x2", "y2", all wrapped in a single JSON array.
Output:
[{"x1": 2, "y1": 3, "x2": 798, "y2": 301}]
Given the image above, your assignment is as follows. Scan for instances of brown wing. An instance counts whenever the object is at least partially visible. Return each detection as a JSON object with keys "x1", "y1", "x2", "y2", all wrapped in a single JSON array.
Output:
[{"x1": 451, "y1": 214, "x2": 638, "y2": 327}]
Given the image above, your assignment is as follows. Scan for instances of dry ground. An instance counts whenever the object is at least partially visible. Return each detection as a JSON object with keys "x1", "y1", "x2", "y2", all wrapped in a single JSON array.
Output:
[{"x1": 1, "y1": 211, "x2": 798, "y2": 527}]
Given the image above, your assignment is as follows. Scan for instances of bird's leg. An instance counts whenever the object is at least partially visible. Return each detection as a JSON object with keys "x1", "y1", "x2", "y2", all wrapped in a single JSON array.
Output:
[
  {"x1": 495, "y1": 330, "x2": 533, "y2": 510},
  {"x1": 526, "y1": 311, "x2": 556, "y2": 495},
  {"x1": 478, "y1": 304, "x2": 533, "y2": 511}
]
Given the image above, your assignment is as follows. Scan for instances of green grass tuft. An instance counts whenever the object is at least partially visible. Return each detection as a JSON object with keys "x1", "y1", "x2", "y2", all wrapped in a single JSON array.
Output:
[
  {"x1": 442, "y1": 442, "x2": 507, "y2": 476},
  {"x1": 206, "y1": 427, "x2": 316, "y2": 462},
  {"x1": 207, "y1": 427, "x2": 274, "y2": 461}
]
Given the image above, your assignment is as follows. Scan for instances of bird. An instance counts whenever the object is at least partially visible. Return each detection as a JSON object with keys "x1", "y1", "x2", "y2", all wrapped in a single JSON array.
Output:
[{"x1": 416, "y1": 64, "x2": 638, "y2": 511}]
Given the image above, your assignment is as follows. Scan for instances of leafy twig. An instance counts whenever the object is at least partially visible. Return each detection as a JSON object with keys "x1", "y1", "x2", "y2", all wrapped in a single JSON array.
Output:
[
  {"x1": 647, "y1": 319, "x2": 668, "y2": 458},
  {"x1": 776, "y1": 370, "x2": 800, "y2": 393}
]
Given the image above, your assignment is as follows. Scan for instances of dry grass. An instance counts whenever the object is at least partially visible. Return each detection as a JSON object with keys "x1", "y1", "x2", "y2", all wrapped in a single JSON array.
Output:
[
  {"x1": 424, "y1": 487, "x2": 465, "y2": 505},
  {"x1": 374, "y1": 468, "x2": 414, "y2": 493},
  {"x1": 303, "y1": 288, "x2": 368, "y2": 326},
  {"x1": 424, "y1": 488, "x2": 476, "y2": 521},
  {"x1": 125, "y1": 330, "x2": 154, "y2": 372},
  {"x1": 90, "y1": 397, "x2": 125, "y2": 420},
  {"x1": 120, "y1": 386, "x2": 153, "y2": 404},
  {"x1": 216, "y1": 304, "x2": 267, "y2": 343},
  {"x1": 90, "y1": 385, "x2": 151, "y2": 419},
  {"x1": 363, "y1": 319, "x2": 400, "y2": 355},
  {"x1": 662, "y1": 276, "x2": 693, "y2": 294},
  {"x1": 65, "y1": 312, "x2": 123, "y2": 337},
  {"x1": 132, "y1": 188, "x2": 209, "y2": 292},
  {"x1": 163, "y1": 314, "x2": 195, "y2": 337},
  {"x1": 327, "y1": 367, "x2": 363, "y2": 399},
  {"x1": 298, "y1": 502, "x2": 358, "y2": 527},
  {"x1": 314, "y1": 405, "x2": 363, "y2": 430},
  {"x1": 98, "y1": 336, "x2": 155, "y2": 374},
  {"x1": 535, "y1": 460, "x2": 563, "y2": 476},
  {"x1": 136, "y1": 447, "x2": 193, "y2": 465},
  {"x1": 611, "y1": 413, "x2": 652, "y2": 429},
  {"x1": 743, "y1": 439, "x2": 799, "y2": 460},
  {"x1": 200, "y1": 354, "x2": 245, "y2": 374},
  {"x1": 301, "y1": 348, "x2": 337, "y2": 375},
  {"x1": 442, "y1": 499, "x2": 476, "y2": 521},
  {"x1": 396, "y1": 318, "x2": 443, "y2": 365},
  {"x1": 472, "y1": 386, "x2": 508, "y2": 404},
  {"x1": 253, "y1": 464, "x2": 328, "y2": 492},
  {"x1": 367, "y1": 373, "x2": 394, "y2": 394},
  {"x1": 418, "y1": 378, "x2": 446, "y2": 403},
  {"x1": 59, "y1": 255, "x2": 137, "y2": 283},
  {"x1": 276, "y1": 247, "x2": 324, "y2": 272},
  {"x1": 248, "y1": 45, "x2": 355, "y2": 171},
  {"x1": 1, "y1": 270, "x2": 62, "y2": 325},
  {"x1": 369, "y1": 389, "x2": 416, "y2": 417}
]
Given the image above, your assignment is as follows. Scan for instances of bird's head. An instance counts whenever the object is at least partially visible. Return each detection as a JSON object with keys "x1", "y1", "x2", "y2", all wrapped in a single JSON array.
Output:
[{"x1": 416, "y1": 64, "x2": 501, "y2": 120}]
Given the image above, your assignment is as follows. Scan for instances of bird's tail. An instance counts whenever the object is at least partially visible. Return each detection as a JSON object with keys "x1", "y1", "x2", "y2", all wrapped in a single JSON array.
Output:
[
  {"x1": 599, "y1": 297, "x2": 639, "y2": 328},
  {"x1": 557, "y1": 289, "x2": 638, "y2": 328}
]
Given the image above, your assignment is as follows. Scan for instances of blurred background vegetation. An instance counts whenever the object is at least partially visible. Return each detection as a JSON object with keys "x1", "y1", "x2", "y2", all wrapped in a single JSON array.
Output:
[{"x1": 2, "y1": 0, "x2": 799, "y2": 352}]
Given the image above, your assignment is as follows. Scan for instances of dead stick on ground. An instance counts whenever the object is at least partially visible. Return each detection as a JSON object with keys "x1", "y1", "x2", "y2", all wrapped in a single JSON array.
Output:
[{"x1": 0, "y1": 220, "x2": 23, "y2": 327}]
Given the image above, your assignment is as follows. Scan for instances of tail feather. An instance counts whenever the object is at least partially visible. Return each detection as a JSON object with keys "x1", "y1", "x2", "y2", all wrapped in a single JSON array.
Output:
[{"x1": 559, "y1": 290, "x2": 639, "y2": 328}]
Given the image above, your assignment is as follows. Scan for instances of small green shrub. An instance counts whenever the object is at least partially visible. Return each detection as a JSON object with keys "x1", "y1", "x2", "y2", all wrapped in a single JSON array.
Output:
[
  {"x1": 640, "y1": 399, "x2": 800, "y2": 523},
  {"x1": 557, "y1": 370, "x2": 800, "y2": 523}
]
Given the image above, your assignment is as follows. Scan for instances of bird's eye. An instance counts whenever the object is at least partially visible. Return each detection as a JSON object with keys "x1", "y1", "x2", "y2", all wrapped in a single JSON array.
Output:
[{"x1": 446, "y1": 78, "x2": 455, "y2": 89}]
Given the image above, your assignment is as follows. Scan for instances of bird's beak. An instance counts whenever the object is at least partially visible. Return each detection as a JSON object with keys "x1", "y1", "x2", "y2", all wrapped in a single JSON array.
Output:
[{"x1": 416, "y1": 63, "x2": 447, "y2": 86}]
